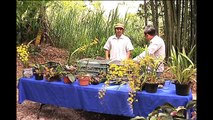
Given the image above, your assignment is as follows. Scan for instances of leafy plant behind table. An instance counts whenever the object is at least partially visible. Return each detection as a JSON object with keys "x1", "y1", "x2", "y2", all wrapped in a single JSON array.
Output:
[{"x1": 132, "y1": 46, "x2": 145, "y2": 58}]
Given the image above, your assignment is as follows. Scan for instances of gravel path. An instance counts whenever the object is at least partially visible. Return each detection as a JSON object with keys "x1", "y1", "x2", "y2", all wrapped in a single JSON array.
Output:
[
  {"x1": 16, "y1": 81, "x2": 131, "y2": 120},
  {"x1": 16, "y1": 100, "x2": 131, "y2": 120}
]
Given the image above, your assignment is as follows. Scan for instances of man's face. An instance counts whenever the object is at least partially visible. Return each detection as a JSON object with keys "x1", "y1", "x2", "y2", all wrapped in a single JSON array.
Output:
[
  {"x1": 115, "y1": 27, "x2": 124, "y2": 36},
  {"x1": 144, "y1": 33, "x2": 151, "y2": 41}
]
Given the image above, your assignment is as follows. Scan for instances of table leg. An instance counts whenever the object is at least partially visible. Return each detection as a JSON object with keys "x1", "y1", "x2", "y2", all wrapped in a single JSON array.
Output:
[{"x1": 37, "y1": 103, "x2": 45, "y2": 119}]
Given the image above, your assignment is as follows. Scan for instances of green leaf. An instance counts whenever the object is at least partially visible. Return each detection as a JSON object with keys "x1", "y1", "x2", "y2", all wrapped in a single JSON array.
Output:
[{"x1": 67, "y1": 74, "x2": 75, "y2": 82}]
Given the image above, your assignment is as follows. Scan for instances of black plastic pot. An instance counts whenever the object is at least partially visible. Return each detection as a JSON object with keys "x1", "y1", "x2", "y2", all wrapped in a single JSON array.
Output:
[
  {"x1": 145, "y1": 83, "x2": 158, "y2": 93},
  {"x1": 34, "y1": 73, "x2": 43, "y2": 80},
  {"x1": 175, "y1": 83, "x2": 191, "y2": 96}
]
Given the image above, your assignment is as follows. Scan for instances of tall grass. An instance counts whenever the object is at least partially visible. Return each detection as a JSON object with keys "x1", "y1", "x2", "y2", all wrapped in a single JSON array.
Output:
[{"x1": 47, "y1": 1, "x2": 145, "y2": 61}]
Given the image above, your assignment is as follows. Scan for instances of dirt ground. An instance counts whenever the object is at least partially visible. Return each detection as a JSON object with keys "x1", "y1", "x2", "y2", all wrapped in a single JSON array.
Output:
[{"x1": 16, "y1": 43, "x2": 196, "y2": 120}]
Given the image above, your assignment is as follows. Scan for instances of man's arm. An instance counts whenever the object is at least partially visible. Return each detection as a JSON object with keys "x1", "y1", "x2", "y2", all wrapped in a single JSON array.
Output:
[
  {"x1": 105, "y1": 50, "x2": 110, "y2": 60},
  {"x1": 133, "y1": 43, "x2": 159, "y2": 62},
  {"x1": 133, "y1": 51, "x2": 145, "y2": 62},
  {"x1": 126, "y1": 51, "x2": 131, "y2": 59}
]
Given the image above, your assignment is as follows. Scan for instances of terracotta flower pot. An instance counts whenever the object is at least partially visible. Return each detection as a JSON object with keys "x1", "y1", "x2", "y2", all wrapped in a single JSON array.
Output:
[
  {"x1": 64, "y1": 76, "x2": 71, "y2": 84},
  {"x1": 78, "y1": 75, "x2": 90, "y2": 86},
  {"x1": 63, "y1": 74, "x2": 76, "y2": 84}
]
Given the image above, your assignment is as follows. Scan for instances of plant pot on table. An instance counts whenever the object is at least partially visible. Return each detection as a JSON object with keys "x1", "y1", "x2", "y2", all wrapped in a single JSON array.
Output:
[
  {"x1": 144, "y1": 82, "x2": 158, "y2": 93},
  {"x1": 63, "y1": 74, "x2": 75, "y2": 84},
  {"x1": 34, "y1": 73, "x2": 44, "y2": 80},
  {"x1": 157, "y1": 79, "x2": 166, "y2": 89},
  {"x1": 46, "y1": 75, "x2": 61, "y2": 82},
  {"x1": 23, "y1": 68, "x2": 33, "y2": 78},
  {"x1": 175, "y1": 82, "x2": 191, "y2": 96},
  {"x1": 78, "y1": 75, "x2": 91, "y2": 86}
]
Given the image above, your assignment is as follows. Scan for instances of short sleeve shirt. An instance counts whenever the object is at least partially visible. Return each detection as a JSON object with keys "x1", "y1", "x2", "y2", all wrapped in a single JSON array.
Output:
[
  {"x1": 133, "y1": 35, "x2": 165, "y2": 72},
  {"x1": 104, "y1": 34, "x2": 134, "y2": 61}
]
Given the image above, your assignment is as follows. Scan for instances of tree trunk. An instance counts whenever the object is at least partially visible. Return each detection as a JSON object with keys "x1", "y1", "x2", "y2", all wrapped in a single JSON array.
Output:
[
  {"x1": 155, "y1": 0, "x2": 159, "y2": 35},
  {"x1": 150, "y1": 0, "x2": 156, "y2": 27},
  {"x1": 144, "y1": 0, "x2": 147, "y2": 26}
]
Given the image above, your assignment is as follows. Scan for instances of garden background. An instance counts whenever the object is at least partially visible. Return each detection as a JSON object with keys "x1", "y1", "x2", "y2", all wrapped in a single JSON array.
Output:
[{"x1": 16, "y1": 1, "x2": 196, "y2": 119}]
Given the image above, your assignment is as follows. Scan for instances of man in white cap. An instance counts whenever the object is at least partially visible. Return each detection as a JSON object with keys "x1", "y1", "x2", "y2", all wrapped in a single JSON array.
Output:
[{"x1": 103, "y1": 23, "x2": 134, "y2": 61}]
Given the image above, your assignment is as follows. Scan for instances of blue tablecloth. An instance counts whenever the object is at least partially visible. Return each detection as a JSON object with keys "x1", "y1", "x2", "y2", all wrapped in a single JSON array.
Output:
[{"x1": 18, "y1": 77, "x2": 192, "y2": 117}]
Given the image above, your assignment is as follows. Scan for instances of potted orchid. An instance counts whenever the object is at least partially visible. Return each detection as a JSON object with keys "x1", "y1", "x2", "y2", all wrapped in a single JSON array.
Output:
[
  {"x1": 17, "y1": 40, "x2": 34, "y2": 78},
  {"x1": 98, "y1": 47, "x2": 165, "y2": 110},
  {"x1": 44, "y1": 62, "x2": 66, "y2": 82},
  {"x1": 167, "y1": 46, "x2": 196, "y2": 96},
  {"x1": 33, "y1": 64, "x2": 45, "y2": 80},
  {"x1": 138, "y1": 52, "x2": 164, "y2": 93},
  {"x1": 98, "y1": 59, "x2": 146, "y2": 111}
]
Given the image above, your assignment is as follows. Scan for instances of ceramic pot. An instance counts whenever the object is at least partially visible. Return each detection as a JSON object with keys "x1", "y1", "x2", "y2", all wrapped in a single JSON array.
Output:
[
  {"x1": 64, "y1": 76, "x2": 71, "y2": 84},
  {"x1": 23, "y1": 68, "x2": 33, "y2": 78},
  {"x1": 78, "y1": 75, "x2": 90, "y2": 86}
]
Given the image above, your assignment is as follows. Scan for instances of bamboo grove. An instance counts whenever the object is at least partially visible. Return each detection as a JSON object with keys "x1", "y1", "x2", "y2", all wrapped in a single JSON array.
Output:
[
  {"x1": 16, "y1": 1, "x2": 196, "y2": 64},
  {"x1": 137, "y1": 0, "x2": 196, "y2": 63}
]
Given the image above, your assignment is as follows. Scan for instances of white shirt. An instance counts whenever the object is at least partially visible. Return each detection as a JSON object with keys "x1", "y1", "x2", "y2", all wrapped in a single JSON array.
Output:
[
  {"x1": 104, "y1": 34, "x2": 134, "y2": 61},
  {"x1": 133, "y1": 35, "x2": 165, "y2": 72}
]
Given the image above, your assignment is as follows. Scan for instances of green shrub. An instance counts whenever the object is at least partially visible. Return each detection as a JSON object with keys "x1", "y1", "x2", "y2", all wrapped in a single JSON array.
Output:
[{"x1": 132, "y1": 46, "x2": 145, "y2": 58}]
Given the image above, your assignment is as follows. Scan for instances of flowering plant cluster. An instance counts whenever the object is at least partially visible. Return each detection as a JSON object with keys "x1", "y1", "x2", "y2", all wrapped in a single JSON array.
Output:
[
  {"x1": 77, "y1": 38, "x2": 98, "y2": 52},
  {"x1": 17, "y1": 40, "x2": 34, "y2": 68},
  {"x1": 139, "y1": 55, "x2": 164, "y2": 83},
  {"x1": 98, "y1": 59, "x2": 144, "y2": 110},
  {"x1": 98, "y1": 53, "x2": 164, "y2": 110},
  {"x1": 17, "y1": 44, "x2": 30, "y2": 68},
  {"x1": 98, "y1": 63, "x2": 128, "y2": 103}
]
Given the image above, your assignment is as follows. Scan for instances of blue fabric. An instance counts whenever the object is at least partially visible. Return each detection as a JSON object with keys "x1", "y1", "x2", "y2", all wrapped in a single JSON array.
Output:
[
  {"x1": 18, "y1": 77, "x2": 192, "y2": 117},
  {"x1": 133, "y1": 81, "x2": 193, "y2": 117}
]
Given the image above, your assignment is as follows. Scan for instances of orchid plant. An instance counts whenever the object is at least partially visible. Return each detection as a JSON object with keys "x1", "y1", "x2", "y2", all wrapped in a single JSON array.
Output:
[
  {"x1": 16, "y1": 40, "x2": 34, "y2": 68},
  {"x1": 167, "y1": 46, "x2": 196, "y2": 84},
  {"x1": 98, "y1": 47, "x2": 165, "y2": 111},
  {"x1": 67, "y1": 38, "x2": 99, "y2": 66}
]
